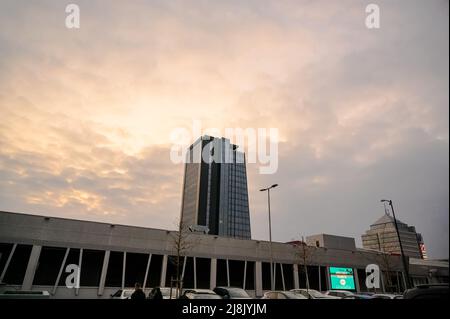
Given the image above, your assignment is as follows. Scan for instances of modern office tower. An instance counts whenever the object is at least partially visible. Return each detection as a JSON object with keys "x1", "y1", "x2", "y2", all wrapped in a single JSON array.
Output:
[
  {"x1": 180, "y1": 135, "x2": 251, "y2": 239},
  {"x1": 361, "y1": 213, "x2": 425, "y2": 259}
]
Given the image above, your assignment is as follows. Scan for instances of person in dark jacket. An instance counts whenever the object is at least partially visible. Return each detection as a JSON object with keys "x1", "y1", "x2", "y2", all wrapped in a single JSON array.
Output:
[
  {"x1": 148, "y1": 287, "x2": 163, "y2": 300},
  {"x1": 130, "y1": 283, "x2": 146, "y2": 300}
]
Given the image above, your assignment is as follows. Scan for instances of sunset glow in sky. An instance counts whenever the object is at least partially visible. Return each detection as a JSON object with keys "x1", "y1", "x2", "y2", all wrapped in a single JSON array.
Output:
[{"x1": 0, "y1": 0, "x2": 448, "y2": 257}]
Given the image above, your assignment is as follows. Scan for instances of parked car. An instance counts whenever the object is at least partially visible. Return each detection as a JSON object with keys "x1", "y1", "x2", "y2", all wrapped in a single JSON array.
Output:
[
  {"x1": 179, "y1": 289, "x2": 222, "y2": 299},
  {"x1": 262, "y1": 291, "x2": 307, "y2": 299},
  {"x1": 403, "y1": 284, "x2": 449, "y2": 299},
  {"x1": 213, "y1": 287, "x2": 251, "y2": 299},
  {"x1": 324, "y1": 290, "x2": 355, "y2": 298},
  {"x1": 290, "y1": 288, "x2": 340, "y2": 299},
  {"x1": 110, "y1": 289, "x2": 135, "y2": 299},
  {"x1": 342, "y1": 293, "x2": 374, "y2": 299},
  {"x1": 372, "y1": 293, "x2": 402, "y2": 299}
]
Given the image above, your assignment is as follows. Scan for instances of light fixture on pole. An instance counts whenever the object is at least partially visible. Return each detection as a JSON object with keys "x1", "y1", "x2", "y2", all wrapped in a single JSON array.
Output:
[
  {"x1": 260, "y1": 184, "x2": 278, "y2": 291},
  {"x1": 380, "y1": 199, "x2": 412, "y2": 289}
]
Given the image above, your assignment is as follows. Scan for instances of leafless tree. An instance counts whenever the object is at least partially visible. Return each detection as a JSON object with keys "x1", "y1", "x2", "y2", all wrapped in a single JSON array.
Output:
[
  {"x1": 294, "y1": 236, "x2": 315, "y2": 295},
  {"x1": 376, "y1": 231, "x2": 396, "y2": 292},
  {"x1": 170, "y1": 217, "x2": 194, "y2": 298}
]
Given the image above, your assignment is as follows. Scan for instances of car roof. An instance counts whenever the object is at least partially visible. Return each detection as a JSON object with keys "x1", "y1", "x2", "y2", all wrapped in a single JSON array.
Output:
[{"x1": 186, "y1": 289, "x2": 216, "y2": 294}]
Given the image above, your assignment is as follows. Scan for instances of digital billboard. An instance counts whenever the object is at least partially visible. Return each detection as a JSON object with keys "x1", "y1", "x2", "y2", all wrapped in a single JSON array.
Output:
[{"x1": 329, "y1": 267, "x2": 356, "y2": 290}]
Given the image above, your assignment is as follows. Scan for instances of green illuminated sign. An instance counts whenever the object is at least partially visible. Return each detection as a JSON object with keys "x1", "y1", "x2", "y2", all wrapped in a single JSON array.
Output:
[{"x1": 329, "y1": 267, "x2": 355, "y2": 290}]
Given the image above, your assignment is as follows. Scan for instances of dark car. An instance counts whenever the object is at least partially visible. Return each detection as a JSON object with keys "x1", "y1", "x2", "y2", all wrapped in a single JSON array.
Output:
[
  {"x1": 342, "y1": 293, "x2": 374, "y2": 299},
  {"x1": 403, "y1": 284, "x2": 449, "y2": 299},
  {"x1": 213, "y1": 287, "x2": 252, "y2": 299}
]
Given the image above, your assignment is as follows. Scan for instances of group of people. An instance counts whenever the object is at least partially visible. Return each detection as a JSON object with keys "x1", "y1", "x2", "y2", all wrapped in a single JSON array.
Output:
[{"x1": 130, "y1": 283, "x2": 163, "y2": 300}]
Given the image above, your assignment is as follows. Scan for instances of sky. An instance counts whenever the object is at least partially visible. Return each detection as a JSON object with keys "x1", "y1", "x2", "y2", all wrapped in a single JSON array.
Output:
[{"x1": 0, "y1": 0, "x2": 448, "y2": 258}]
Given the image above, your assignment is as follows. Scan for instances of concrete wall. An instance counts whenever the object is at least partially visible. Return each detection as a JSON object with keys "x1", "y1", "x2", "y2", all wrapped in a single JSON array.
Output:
[{"x1": 0, "y1": 211, "x2": 447, "y2": 298}]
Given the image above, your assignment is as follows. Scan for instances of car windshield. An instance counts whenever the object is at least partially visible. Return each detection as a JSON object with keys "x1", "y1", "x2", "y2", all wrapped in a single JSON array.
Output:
[
  {"x1": 123, "y1": 290, "x2": 133, "y2": 298},
  {"x1": 227, "y1": 289, "x2": 250, "y2": 298}
]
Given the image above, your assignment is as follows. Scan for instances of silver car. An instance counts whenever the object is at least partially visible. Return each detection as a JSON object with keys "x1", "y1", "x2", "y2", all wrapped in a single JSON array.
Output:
[
  {"x1": 262, "y1": 291, "x2": 307, "y2": 299},
  {"x1": 291, "y1": 288, "x2": 340, "y2": 299}
]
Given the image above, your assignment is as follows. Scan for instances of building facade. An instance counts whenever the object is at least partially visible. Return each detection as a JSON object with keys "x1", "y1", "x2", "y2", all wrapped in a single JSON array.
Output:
[
  {"x1": 0, "y1": 211, "x2": 447, "y2": 298},
  {"x1": 180, "y1": 136, "x2": 251, "y2": 239},
  {"x1": 362, "y1": 214, "x2": 425, "y2": 259}
]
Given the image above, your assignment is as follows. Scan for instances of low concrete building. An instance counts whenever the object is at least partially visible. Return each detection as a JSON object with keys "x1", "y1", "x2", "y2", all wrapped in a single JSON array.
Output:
[
  {"x1": 0, "y1": 211, "x2": 447, "y2": 298},
  {"x1": 306, "y1": 234, "x2": 356, "y2": 251}
]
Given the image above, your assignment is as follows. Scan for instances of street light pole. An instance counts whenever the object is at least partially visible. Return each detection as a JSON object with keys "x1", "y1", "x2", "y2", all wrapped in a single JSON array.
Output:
[
  {"x1": 260, "y1": 184, "x2": 278, "y2": 291},
  {"x1": 381, "y1": 199, "x2": 412, "y2": 289}
]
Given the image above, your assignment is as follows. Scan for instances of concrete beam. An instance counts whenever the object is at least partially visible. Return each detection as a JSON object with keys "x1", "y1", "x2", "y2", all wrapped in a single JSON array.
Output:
[
  {"x1": 22, "y1": 245, "x2": 42, "y2": 290},
  {"x1": 121, "y1": 252, "x2": 126, "y2": 290},
  {"x1": 143, "y1": 253, "x2": 152, "y2": 290},
  {"x1": 255, "y1": 261, "x2": 262, "y2": 297},
  {"x1": 52, "y1": 247, "x2": 70, "y2": 295},
  {"x1": 160, "y1": 255, "x2": 168, "y2": 287},
  {"x1": 210, "y1": 258, "x2": 217, "y2": 290},
  {"x1": 293, "y1": 264, "x2": 299, "y2": 289},
  {"x1": 98, "y1": 250, "x2": 110, "y2": 296}
]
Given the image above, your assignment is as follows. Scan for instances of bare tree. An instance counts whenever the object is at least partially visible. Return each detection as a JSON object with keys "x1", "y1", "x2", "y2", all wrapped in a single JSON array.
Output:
[
  {"x1": 375, "y1": 204, "x2": 397, "y2": 293},
  {"x1": 170, "y1": 217, "x2": 194, "y2": 298},
  {"x1": 293, "y1": 236, "x2": 315, "y2": 295},
  {"x1": 376, "y1": 231, "x2": 396, "y2": 292}
]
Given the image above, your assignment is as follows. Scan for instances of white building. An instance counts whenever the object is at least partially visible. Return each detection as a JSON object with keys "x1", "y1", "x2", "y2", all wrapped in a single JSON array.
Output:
[{"x1": 0, "y1": 211, "x2": 447, "y2": 298}]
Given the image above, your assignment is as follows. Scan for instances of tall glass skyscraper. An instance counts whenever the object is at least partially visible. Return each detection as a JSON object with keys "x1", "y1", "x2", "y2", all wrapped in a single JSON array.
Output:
[{"x1": 180, "y1": 136, "x2": 251, "y2": 239}]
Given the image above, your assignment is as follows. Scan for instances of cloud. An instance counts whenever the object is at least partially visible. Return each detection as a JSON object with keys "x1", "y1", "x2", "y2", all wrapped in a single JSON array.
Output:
[{"x1": 0, "y1": 0, "x2": 448, "y2": 257}]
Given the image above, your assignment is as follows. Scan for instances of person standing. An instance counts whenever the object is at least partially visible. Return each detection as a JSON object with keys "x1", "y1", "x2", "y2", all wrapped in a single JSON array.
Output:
[{"x1": 130, "y1": 283, "x2": 146, "y2": 300}]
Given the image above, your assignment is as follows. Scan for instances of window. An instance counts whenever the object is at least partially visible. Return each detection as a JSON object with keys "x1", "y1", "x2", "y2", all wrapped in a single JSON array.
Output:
[
  {"x1": 125, "y1": 253, "x2": 148, "y2": 287},
  {"x1": 3, "y1": 244, "x2": 32, "y2": 285},
  {"x1": 80, "y1": 249, "x2": 104, "y2": 287},
  {"x1": 165, "y1": 255, "x2": 179, "y2": 288},
  {"x1": 0, "y1": 243, "x2": 14, "y2": 275},
  {"x1": 105, "y1": 251, "x2": 123, "y2": 288},
  {"x1": 33, "y1": 246, "x2": 66, "y2": 286},
  {"x1": 146, "y1": 254, "x2": 163, "y2": 288},
  {"x1": 182, "y1": 256, "x2": 195, "y2": 289},
  {"x1": 245, "y1": 261, "x2": 255, "y2": 290},
  {"x1": 229, "y1": 260, "x2": 245, "y2": 288},
  {"x1": 196, "y1": 258, "x2": 211, "y2": 289},
  {"x1": 282, "y1": 264, "x2": 294, "y2": 290},
  {"x1": 58, "y1": 248, "x2": 81, "y2": 286},
  {"x1": 262, "y1": 262, "x2": 272, "y2": 290},
  {"x1": 217, "y1": 259, "x2": 228, "y2": 286},
  {"x1": 275, "y1": 263, "x2": 284, "y2": 290},
  {"x1": 306, "y1": 265, "x2": 320, "y2": 290},
  {"x1": 320, "y1": 266, "x2": 328, "y2": 291}
]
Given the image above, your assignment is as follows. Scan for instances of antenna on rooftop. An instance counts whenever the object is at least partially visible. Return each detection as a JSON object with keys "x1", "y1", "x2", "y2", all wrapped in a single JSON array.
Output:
[{"x1": 383, "y1": 201, "x2": 391, "y2": 216}]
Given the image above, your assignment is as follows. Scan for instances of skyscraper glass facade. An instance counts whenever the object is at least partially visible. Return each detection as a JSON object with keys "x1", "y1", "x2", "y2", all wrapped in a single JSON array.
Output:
[{"x1": 180, "y1": 136, "x2": 251, "y2": 239}]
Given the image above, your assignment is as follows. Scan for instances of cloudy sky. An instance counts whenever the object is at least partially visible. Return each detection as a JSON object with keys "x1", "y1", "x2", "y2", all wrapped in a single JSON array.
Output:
[{"x1": 0, "y1": 0, "x2": 448, "y2": 258}]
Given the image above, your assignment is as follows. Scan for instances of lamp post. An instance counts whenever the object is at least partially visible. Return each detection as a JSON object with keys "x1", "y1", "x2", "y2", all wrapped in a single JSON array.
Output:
[
  {"x1": 260, "y1": 184, "x2": 278, "y2": 290},
  {"x1": 380, "y1": 199, "x2": 412, "y2": 289}
]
